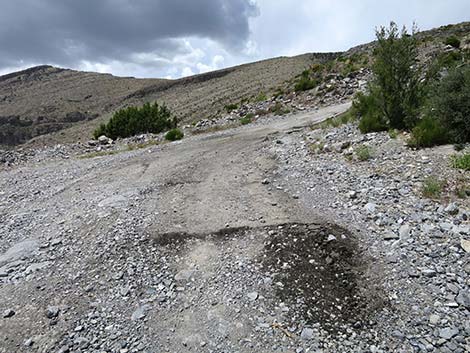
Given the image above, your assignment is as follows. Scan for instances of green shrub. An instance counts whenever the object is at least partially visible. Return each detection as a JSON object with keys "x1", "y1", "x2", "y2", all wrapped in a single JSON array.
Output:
[
  {"x1": 358, "y1": 114, "x2": 388, "y2": 133},
  {"x1": 255, "y1": 92, "x2": 268, "y2": 102},
  {"x1": 424, "y1": 65, "x2": 470, "y2": 144},
  {"x1": 422, "y1": 176, "x2": 445, "y2": 199},
  {"x1": 270, "y1": 102, "x2": 281, "y2": 115},
  {"x1": 355, "y1": 22, "x2": 423, "y2": 131},
  {"x1": 388, "y1": 129, "x2": 398, "y2": 139},
  {"x1": 311, "y1": 63, "x2": 324, "y2": 72},
  {"x1": 240, "y1": 116, "x2": 252, "y2": 125},
  {"x1": 165, "y1": 128, "x2": 184, "y2": 141},
  {"x1": 427, "y1": 51, "x2": 463, "y2": 81},
  {"x1": 314, "y1": 108, "x2": 357, "y2": 130},
  {"x1": 409, "y1": 116, "x2": 448, "y2": 148},
  {"x1": 295, "y1": 77, "x2": 317, "y2": 91},
  {"x1": 445, "y1": 36, "x2": 461, "y2": 49},
  {"x1": 324, "y1": 60, "x2": 335, "y2": 72},
  {"x1": 225, "y1": 103, "x2": 238, "y2": 113},
  {"x1": 451, "y1": 154, "x2": 470, "y2": 171},
  {"x1": 294, "y1": 70, "x2": 317, "y2": 92},
  {"x1": 355, "y1": 92, "x2": 387, "y2": 133},
  {"x1": 355, "y1": 145, "x2": 372, "y2": 161},
  {"x1": 93, "y1": 102, "x2": 176, "y2": 140}
]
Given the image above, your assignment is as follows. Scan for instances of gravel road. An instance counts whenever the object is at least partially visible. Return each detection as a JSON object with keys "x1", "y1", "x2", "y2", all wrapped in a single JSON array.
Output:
[{"x1": 2, "y1": 102, "x2": 467, "y2": 353}]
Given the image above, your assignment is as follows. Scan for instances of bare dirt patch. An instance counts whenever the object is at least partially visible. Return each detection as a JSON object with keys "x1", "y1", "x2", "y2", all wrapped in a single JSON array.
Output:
[
  {"x1": 261, "y1": 223, "x2": 384, "y2": 332},
  {"x1": 153, "y1": 222, "x2": 384, "y2": 334}
]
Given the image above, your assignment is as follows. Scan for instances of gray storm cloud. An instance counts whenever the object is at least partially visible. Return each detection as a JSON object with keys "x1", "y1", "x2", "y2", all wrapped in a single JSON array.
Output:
[
  {"x1": 2, "y1": 0, "x2": 469, "y2": 78},
  {"x1": 0, "y1": 0, "x2": 258, "y2": 69}
]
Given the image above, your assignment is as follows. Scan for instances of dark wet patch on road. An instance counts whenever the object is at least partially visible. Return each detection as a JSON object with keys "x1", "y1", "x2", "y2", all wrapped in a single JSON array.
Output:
[
  {"x1": 152, "y1": 222, "x2": 384, "y2": 333},
  {"x1": 261, "y1": 223, "x2": 384, "y2": 332}
]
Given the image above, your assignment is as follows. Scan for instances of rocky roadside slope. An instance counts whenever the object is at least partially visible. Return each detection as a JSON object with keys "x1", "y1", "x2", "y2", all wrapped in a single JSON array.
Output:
[{"x1": 266, "y1": 123, "x2": 470, "y2": 352}]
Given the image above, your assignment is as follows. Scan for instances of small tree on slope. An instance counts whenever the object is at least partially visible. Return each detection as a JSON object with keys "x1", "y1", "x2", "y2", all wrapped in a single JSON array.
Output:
[{"x1": 357, "y1": 22, "x2": 423, "y2": 132}]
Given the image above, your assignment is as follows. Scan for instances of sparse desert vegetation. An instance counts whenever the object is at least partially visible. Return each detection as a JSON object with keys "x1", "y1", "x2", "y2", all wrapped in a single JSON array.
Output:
[
  {"x1": 224, "y1": 103, "x2": 239, "y2": 113},
  {"x1": 445, "y1": 35, "x2": 461, "y2": 48},
  {"x1": 240, "y1": 113, "x2": 254, "y2": 125},
  {"x1": 422, "y1": 176, "x2": 446, "y2": 199},
  {"x1": 355, "y1": 145, "x2": 372, "y2": 161},
  {"x1": 164, "y1": 128, "x2": 184, "y2": 141},
  {"x1": 350, "y1": 22, "x2": 470, "y2": 151},
  {"x1": 451, "y1": 153, "x2": 470, "y2": 171}
]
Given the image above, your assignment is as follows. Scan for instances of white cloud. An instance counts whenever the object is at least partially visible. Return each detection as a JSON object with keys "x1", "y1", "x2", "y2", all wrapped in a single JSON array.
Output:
[
  {"x1": 250, "y1": 0, "x2": 470, "y2": 59},
  {"x1": 77, "y1": 40, "x2": 227, "y2": 78},
  {"x1": 243, "y1": 39, "x2": 259, "y2": 56},
  {"x1": 181, "y1": 67, "x2": 195, "y2": 77},
  {"x1": 196, "y1": 55, "x2": 226, "y2": 74},
  {"x1": 213, "y1": 55, "x2": 225, "y2": 68}
]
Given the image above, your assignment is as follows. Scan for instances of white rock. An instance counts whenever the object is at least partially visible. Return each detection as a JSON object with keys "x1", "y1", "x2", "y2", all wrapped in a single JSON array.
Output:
[
  {"x1": 327, "y1": 234, "x2": 337, "y2": 242},
  {"x1": 131, "y1": 305, "x2": 150, "y2": 321},
  {"x1": 445, "y1": 203, "x2": 459, "y2": 215},
  {"x1": 429, "y1": 314, "x2": 440, "y2": 325},
  {"x1": 364, "y1": 203, "x2": 377, "y2": 214},
  {"x1": 300, "y1": 327, "x2": 314, "y2": 340},
  {"x1": 461, "y1": 239, "x2": 470, "y2": 253},
  {"x1": 399, "y1": 224, "x2": 411, "y2": 240},
  {"x1": 98, "y1": 135, "x2": 112, "y2": 145},
  {"x1": 174, "y1": 270, "x2": 194, "y2": 281}
]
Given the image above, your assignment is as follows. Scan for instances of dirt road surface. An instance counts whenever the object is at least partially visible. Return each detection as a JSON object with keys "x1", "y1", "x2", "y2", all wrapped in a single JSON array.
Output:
[{"x1": 0, "y1": 102, "x2": 389, "y2": 353}]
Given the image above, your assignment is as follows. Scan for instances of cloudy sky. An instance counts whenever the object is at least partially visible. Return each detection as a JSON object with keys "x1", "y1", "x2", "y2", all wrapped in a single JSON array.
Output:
[{"x1": 1, "y1": 0, "x2": 469, "y2": 78}]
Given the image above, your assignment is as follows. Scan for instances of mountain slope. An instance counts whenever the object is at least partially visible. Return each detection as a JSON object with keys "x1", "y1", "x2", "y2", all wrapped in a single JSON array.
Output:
[
  {"x1": 0, "y1": 54, "x2": 337, "y2": 146},
  {"x1": 0, "y1": 66, "x2": 163, "y2": 145}
]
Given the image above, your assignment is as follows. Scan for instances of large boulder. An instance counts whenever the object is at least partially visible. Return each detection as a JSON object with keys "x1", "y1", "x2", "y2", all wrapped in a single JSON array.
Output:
[{"x1": 97, "y1": 135, "x2": 113, "y2": 145}]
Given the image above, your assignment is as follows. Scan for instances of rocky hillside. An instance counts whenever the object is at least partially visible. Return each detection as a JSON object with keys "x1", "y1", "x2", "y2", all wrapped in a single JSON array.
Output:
[
  {"x1": 0, "y1": 66, "x2": 159, "y2": 145},
  {"x1": 0, "y1": 54, "x2": 337, "y2": 147}
]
